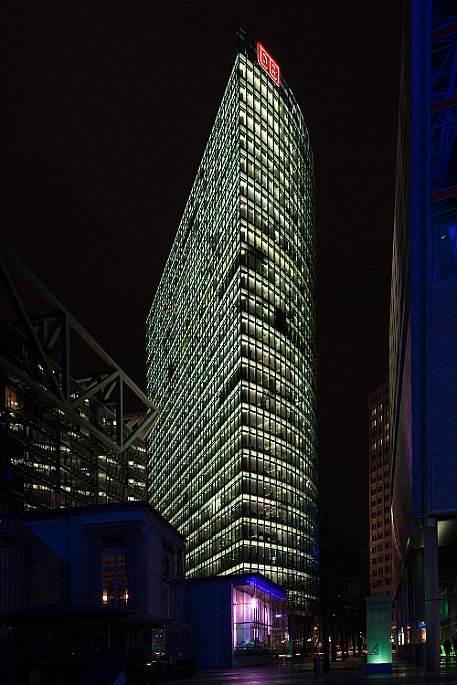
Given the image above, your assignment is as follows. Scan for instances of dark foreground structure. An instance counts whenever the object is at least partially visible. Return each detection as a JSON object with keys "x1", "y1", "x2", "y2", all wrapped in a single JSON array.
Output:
[
  {"x1": 0, "y1": 501, "x2": 194, "y2": 684},
  {"x1": 0, "y1": 244, "x2": 196, "y2": 680}
]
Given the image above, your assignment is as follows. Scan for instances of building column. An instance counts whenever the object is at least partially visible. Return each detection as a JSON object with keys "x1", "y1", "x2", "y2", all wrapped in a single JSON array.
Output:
[
  {"x1": 407, "y1": 564, "x2": 416, "y2": 662},
  {"x1": 288, "y1": 614, "x2": 296, "y2": 657},
  {"x1": 424, "y1": 517, "x2": 440, "y2": 672},
  {"x1": 413, "y1": 548, "x2": 425, "y2": 665},
  {"x1": 399, "y1": 577, "x2": 409, "y2": 660}
]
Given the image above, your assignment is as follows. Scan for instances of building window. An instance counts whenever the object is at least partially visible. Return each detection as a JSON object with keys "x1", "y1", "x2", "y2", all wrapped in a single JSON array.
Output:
[
  {"x1": 102, "y1": 549, "x2": 128, "y2": 606},
  {"x1": 5, "y1": 385, "x2": 21, "y2": 410},
  {"x1": 233, "y1": 584, "x2": 286, "y2": 655}
]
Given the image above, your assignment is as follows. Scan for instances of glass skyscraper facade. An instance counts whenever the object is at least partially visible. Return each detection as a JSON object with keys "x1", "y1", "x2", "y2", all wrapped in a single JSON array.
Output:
[{"x1": 147, "y1": 35, "x2": 317, "y2": 614}]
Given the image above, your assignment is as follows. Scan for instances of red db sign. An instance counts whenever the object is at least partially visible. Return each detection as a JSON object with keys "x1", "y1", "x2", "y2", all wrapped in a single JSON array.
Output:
[{"x1": 257, "y1": 43, "x2": 281, "y2": 86}]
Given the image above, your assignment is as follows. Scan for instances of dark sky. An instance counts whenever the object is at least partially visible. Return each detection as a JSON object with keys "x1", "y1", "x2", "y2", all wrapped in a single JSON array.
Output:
[{"x1": 2, "y1": 0, "x2": 404, "y2": 579}]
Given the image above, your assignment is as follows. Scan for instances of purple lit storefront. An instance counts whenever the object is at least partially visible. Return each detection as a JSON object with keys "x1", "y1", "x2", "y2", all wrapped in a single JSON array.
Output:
[{"x1": 187, "y1": 575, "x2": 287, "y2": 668}]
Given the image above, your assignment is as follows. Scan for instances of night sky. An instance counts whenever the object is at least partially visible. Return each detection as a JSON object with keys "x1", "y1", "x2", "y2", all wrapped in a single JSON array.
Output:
[{"x1": 2, "y1": 0, "x2": 404, "y2": 583}]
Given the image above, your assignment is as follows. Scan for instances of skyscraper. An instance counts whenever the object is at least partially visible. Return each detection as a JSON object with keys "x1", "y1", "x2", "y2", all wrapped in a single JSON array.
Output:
[
  {"x1": 147, "y1": 32, "x2": 317, "y2": 616},
  {"x1": 368, "y1": 382, "x2": 392, "y2": 599}
]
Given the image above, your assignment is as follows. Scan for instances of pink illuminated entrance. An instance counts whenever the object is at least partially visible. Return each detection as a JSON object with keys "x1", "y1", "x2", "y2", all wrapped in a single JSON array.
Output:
[{"x1": 232, "y1": 577, "x2": 287, "y2": 656}]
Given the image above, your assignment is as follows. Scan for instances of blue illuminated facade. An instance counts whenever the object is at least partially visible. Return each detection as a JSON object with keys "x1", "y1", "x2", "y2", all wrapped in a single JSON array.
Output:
[{"x1": 390, "y1": 0, "x2": 457, "y2": 671}]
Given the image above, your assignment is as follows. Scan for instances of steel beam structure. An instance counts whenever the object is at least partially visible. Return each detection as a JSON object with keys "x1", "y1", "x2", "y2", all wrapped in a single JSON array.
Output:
[{"x1": 0, "y1": 240, "x2": 158, "y2": 456}]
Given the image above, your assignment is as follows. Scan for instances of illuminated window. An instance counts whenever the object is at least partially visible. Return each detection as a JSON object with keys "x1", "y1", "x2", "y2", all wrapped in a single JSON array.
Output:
[
  {"x1": 5, "y1": 385, "x2": 21, "y2": 410},
  {"x1": 232, "y1": 584, "x2": 286, "y2": 655},
  {"x1": 102, "y1": 549, "x2": 128, "y2": 606}
]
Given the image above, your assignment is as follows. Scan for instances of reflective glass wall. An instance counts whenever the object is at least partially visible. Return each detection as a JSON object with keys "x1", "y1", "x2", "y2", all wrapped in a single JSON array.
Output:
[
  {"x1": 430, "y1": 0, "x2": 457, "y2": 280},
  {"x1": 147, "y1": 45, "x2": 317, "y2": 613}
]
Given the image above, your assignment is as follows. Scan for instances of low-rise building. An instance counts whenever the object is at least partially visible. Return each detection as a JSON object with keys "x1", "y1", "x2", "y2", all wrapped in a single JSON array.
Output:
[
  {"x1": 187, "y1": 574, "x2": 288, "y2": 669},
  {"x1": 0, "y1": 501, "x2": 194, "y2": 682}
]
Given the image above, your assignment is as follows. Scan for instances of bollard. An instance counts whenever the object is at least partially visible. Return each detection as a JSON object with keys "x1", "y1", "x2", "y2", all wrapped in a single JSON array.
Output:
[{"x1": 313, "y1": 656, "x2": 321, "y2": 674}]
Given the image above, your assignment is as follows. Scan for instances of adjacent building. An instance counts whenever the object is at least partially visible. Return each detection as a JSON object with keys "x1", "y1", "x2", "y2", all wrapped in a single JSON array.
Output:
[
  {"x1": 0, "y1": 247, "x2": 195, "y2": 679},
  {"x1": 368, "y1": 382, "x2": 392, "y2": 598},
  {"x1": 0, "y1": 242, "x2": 157, "y2": 513},
  {"x1": 389, "y1": 0, "x2": 457, "y2": 670},
  {"x1": 0, "y1": 502, "x2": 193, "y2": 682},
  {"x1": 146, "y1": 31, "x2": 318, "y2": 631}
]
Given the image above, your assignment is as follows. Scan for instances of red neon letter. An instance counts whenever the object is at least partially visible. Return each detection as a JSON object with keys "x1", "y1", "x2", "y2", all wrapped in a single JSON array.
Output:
[
  {"x1": 269, "y1": 58, "x2": 280, "y2": 86},
  {"x1": 257, "y1": 43, "x2": 270, "y2": 73}
]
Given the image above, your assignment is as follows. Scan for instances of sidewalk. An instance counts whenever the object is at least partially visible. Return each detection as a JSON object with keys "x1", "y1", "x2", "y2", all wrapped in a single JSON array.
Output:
[
  {"x1": 292, "y1": 653, "x2": 457, "y2": 680},
  {"x1": 392, "y1": 654, "x2": 457, "y2": 679},
  {"x1": 293, "y1": 655, "x2": 366, "y2": 673},
  {"x1": 187, "y1": 657, "x2": 457, "y2": 685}
]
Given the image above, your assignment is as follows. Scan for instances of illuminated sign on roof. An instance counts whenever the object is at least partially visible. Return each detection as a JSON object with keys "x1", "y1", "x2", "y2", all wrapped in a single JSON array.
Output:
[{"x1": 257, "y1": 42, "x2": 281, "y2": 86}]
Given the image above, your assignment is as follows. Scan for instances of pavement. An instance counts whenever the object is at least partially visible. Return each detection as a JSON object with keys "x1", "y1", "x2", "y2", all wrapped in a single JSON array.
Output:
[
  {"x1": 184, "y1": 655, "x2": 457, "y2": 685},
  {"x1": 292, "y1": 654, "x2": 457, "y2": 681}
]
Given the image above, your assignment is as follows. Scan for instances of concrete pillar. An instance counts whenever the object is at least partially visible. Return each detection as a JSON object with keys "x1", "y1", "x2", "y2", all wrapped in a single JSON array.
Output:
[
  {"x1": 407, "y1": 563, "x2": 415, "y2": 662},
  {"x1": 399, "y1": 578, "x2": 408, "y2": 660},
  {"x1": 424, "y1": 518, "x2": 440, "y2": 672},
  {"x1": 288, "y1": 614, "x2": 296, "y2": 657},
  {"x1": 413, "y1": 548, "x2": 425, "y2": 665}
]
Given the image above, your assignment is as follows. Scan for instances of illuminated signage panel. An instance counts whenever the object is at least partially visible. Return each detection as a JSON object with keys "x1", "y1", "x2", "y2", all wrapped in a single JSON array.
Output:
[
  {"x1": 366, "y1": 596, "x2": 393, "y2": 673},
  {"x1": 257, "y1": 42, "x2": 281, "y2": 86}
]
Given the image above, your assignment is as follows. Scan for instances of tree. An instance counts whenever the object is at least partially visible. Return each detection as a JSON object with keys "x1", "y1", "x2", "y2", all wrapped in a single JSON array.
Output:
[{"x1": 318, "y1": 484, "x2": 369, "y2": 672}]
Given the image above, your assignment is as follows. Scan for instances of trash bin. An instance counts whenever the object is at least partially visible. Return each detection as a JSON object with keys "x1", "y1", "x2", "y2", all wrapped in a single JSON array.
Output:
[{"x1": 313, "y1": 656, "x2": 321, "y2": 674}]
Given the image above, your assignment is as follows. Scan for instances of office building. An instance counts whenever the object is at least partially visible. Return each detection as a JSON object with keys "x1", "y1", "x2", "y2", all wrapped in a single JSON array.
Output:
[
  {"x1": 147, "y1": 32, "x2": 318, "y2": 624},
  {"x1": 389, "y1": 0, "x2": 457, "y2": 670},
  {"x1": 368, "y1": 382, "x2": 392, "y2": 598}
]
